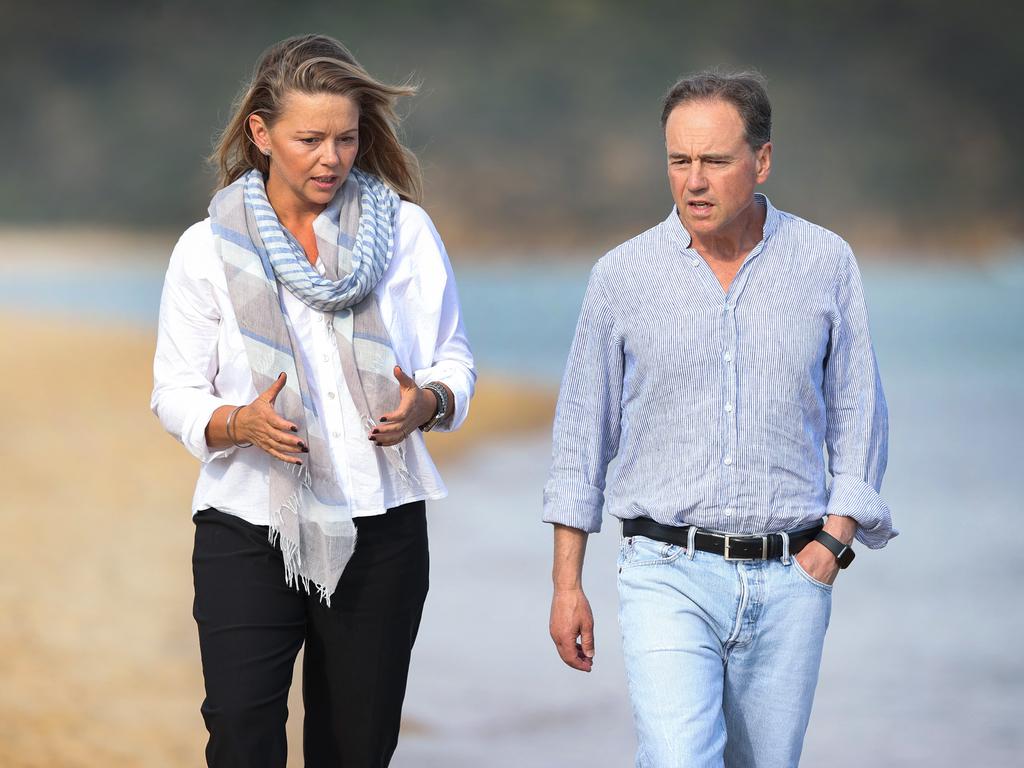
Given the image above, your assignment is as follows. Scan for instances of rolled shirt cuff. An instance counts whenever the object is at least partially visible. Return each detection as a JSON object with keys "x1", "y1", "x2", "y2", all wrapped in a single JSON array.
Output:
[
  {"x1": 826, "y1": 474, "x2": 898, "y2": 549},
  {"x1": 542, "y1": 483, "x2": 605, "y2": 534},
  {"x1": 184, "y1": 393, "x2": 240, "y2": 464},
  {"x1": 415, "y1": 362, "x2": 475, "y2": 432}
]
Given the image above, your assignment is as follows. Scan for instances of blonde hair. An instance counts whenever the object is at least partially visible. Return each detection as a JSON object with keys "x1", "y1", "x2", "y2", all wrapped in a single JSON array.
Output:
[{"x1": 211, "y1": 34, "x2": 422, "y2": 202}]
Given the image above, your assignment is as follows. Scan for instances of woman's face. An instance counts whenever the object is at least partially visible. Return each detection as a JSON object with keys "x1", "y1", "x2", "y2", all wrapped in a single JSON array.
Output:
[{"x1": 249, "y1": 91, "x2": 360, "y2": 216}]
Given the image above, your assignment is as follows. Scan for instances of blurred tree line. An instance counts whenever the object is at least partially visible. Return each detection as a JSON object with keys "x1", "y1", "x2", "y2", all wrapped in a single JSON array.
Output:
[{"x1": 1, "y1": 0, "x2": 1021, "y2": 250}]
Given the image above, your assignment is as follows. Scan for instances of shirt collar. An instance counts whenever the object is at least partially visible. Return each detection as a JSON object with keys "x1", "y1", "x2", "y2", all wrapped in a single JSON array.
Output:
[{"x1": 664, "y1": 193, "x2": 779, "y2": 252}]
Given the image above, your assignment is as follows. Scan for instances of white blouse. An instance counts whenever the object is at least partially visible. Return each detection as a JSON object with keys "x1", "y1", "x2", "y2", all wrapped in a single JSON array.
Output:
[{"x1": 151, "y1": 201, "x2": 476, "y2": 525}]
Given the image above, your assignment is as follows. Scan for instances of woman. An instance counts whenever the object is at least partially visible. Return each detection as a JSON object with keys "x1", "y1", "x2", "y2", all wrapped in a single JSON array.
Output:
[{"x1": 151, "y1": 34, "x2": 475, "y2": 767}]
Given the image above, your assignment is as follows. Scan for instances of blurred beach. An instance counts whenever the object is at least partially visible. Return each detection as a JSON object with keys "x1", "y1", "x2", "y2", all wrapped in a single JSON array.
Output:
[
  {"x1": 0, "y1": 303, "x2": 557, "y2": 768},
  {"x1": 2, "y1": 231, "x2": 1022, "y2": 766}
]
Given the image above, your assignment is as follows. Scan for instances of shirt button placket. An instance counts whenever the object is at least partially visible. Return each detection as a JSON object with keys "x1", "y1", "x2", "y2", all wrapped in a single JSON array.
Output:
[{"x1": 723, "y1": 300, "x2": 739, "y2": 521}]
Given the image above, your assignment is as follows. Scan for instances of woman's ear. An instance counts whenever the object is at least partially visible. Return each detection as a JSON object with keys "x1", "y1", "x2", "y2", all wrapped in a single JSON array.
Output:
[{"x1": 248, "y1": 113, "x2": 271, "y2": 155}]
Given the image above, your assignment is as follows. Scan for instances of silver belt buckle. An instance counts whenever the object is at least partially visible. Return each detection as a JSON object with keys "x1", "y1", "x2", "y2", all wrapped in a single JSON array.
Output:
[{"x1": 722, "y1": 534, "x2": 768, "y2": 561}]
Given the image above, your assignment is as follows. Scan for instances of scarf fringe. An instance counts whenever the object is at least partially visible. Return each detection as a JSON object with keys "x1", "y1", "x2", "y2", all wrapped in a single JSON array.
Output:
[{"x1": 267, "y1": 462, "x2": 336, "y2": 607}]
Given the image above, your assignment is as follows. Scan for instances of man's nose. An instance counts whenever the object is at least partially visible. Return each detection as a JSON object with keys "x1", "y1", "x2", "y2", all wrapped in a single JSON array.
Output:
[{"x1": 686, "y1": 164, "x2": 707, "y2": 191}]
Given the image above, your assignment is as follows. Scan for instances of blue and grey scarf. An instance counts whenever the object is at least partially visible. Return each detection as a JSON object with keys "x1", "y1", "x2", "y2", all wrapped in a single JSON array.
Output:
[{"x1": 209, "y1": 167, "x2": 417, "y2": 602}]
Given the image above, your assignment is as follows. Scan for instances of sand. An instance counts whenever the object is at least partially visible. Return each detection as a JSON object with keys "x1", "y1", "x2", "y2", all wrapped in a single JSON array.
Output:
[{"x1": 0, "y1": 314, "x2": 555, "y2": 768}]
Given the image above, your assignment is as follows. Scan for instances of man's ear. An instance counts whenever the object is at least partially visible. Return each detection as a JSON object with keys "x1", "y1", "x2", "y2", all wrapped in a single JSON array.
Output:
[{"x1": 755, "y1": 141, "x2": 773, "y2": 183}]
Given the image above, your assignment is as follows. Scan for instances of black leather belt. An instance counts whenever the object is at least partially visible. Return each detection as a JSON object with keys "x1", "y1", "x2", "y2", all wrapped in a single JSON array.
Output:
[{"x1": 621, "y1": 517, "x2": 823, "y2": 561}]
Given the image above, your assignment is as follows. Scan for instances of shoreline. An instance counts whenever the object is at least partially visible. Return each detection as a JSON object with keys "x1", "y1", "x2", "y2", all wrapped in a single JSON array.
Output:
[{"x1": 1, "y1": 226, "x2": 1021, "y2": 266}]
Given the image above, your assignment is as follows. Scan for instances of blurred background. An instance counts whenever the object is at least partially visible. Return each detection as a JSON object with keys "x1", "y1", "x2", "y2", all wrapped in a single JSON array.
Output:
[{"x1": 1, "y1": 1, "x2": 1021, "y2": 766}]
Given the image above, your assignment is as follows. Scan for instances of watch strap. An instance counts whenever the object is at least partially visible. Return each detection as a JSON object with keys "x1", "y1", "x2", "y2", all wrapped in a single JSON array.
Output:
[
  {"x1": 419, "y1": 382, "x2": 450, "y2": 432},
  {"x1": 814, "y1": 530, "x2": 856, "y2": 568}
]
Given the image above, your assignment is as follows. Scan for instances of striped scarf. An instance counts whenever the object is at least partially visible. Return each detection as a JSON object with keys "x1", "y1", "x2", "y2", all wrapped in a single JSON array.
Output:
[{"x1": 209, "y1": 167, "x2": 417, "y2": 602}]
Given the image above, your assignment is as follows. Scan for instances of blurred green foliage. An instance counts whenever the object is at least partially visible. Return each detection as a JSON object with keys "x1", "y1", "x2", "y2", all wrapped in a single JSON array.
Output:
[{"x1": 2, "y1": 0, "x2": 1020, "y2": 247}]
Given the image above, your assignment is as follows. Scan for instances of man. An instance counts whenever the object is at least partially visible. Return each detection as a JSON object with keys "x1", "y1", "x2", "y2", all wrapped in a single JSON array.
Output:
[{"x1": 543, "y1": 71, "x2": 894, "y2": 767}]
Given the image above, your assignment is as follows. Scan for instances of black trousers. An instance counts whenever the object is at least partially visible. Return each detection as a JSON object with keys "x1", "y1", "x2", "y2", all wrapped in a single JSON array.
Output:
[{"x1": 192, "y1": 502, "x2": 429, "y2": 768}]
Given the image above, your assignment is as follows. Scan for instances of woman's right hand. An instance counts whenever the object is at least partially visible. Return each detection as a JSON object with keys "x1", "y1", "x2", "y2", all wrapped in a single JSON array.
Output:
[{"x1": 235, "y1": 373, "x2": 308, "y2": 465}]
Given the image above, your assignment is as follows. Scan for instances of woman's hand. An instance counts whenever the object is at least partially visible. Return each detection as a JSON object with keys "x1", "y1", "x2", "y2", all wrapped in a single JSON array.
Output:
[
  {"x1": 235, "y1": 373, "x2": 307, "y2": 464},
  {"x1": 369, "y1": 366, "x2": 438, "y2": 447}
]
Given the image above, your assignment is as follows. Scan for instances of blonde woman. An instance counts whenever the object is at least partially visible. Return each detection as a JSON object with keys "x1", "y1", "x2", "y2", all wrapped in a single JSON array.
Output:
[{"x1": 151, "y1": 34, "x2": 475, "y2": 767}]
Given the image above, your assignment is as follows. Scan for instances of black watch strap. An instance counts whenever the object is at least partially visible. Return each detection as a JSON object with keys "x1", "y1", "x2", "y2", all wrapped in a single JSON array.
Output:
[{"x1": 814, "y1": 530, "x2": 855, "y2": 569}]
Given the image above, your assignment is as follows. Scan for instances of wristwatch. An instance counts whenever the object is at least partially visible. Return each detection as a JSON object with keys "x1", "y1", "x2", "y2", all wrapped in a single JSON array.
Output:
[
  {"x1": 814, "y1": 530, "x2": 856, "y2": 569},
  {"x1": 419, "y1": 382, "x2": 451, "y2": 432}
]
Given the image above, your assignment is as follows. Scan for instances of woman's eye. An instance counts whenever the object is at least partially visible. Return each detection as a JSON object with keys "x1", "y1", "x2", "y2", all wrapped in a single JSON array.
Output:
[{"x1": 300, "y1": 138, "x2": 319, "y2": 145}]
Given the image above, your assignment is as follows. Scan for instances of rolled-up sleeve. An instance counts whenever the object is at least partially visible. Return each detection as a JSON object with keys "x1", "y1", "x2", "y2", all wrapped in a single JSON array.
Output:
[
  {"x1": 150, "y1": 229, "x2": 238, "y2": 463},
  {"x1": 543, "y1": 263, "x2": 624, "y2": 533},
  {"x1": 823, "y1": 247, "x2": 895, "y2": 548}
]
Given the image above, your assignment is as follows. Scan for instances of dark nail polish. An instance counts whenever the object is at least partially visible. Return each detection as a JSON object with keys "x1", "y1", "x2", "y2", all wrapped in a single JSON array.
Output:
[
  {"x1": 380, "y1": 417, "x2": 388, "y2": 423},
  {"x1": 299, "y1": 442, "x2": 308, "y2": 452},
  {"x1": 291, "y1": 426, "x2": 298, "y2": 433}
]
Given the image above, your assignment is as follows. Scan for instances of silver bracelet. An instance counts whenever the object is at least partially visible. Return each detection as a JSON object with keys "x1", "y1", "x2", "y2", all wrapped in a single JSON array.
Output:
[
  {"x1": 419, "y1": 382, "x2": 451, "y2": 432},
  {"x1": 226, "y1": 405, "x2": 253, "y2": 448}
]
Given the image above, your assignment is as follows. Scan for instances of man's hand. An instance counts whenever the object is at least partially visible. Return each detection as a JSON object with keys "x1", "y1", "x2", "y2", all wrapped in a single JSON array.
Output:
[
  {"x1": 795, "y1": 514, "x2": 857, "y2": 585},
  {"x1": 794, "y1": 541, "x2": 840, "y2": 585},
  {"x1": 550, "y1": 524, "x2": 594, "y2": 672},
  {"x1": 370, "y1": 366, "x2": 440, "y2": 447},
  {"x1": 550, "y1": 587, "x2": 595, "y2": 672}
]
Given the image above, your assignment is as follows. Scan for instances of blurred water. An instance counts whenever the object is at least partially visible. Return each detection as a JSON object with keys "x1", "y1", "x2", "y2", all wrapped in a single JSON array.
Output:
[
  {"x1": 3, "y1": 256, "x2": 1023, "y2": 384},
  {"x1": 3, "y1": 255, "x2": 1023, "y2": 766}
]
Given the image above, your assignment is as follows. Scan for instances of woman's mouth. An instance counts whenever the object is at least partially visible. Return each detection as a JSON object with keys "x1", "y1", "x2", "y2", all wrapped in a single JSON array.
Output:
[{"x1": 311, "y1": 175, "x2": 338, "y2": 190}]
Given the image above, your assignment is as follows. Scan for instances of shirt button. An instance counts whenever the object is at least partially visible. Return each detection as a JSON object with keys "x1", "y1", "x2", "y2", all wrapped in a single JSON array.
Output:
[
  {"x1": 328, "y1": 392, "x2": 336, "y2": 400},
  {"x1": 690, "y1": 258, "x2": 699, "y2": 267},
  {"x1": 723, "y1": 455, "x2": 733, "y2": 466},
  {"x1": 322, "y1": 354, "x2": 330, "y2": 363},
  {"x1": 332, "y1": 431, "x2": 341, "y2": 438},
  {"x1": 724, "y1": 352, "x2": 732, "y2": 362},
  {"x1": 724, "y1": 403, "x2": 733, "y2": 413},
  {"x1": 724, "y1": 507, "x2": 734, "y2": 516}
]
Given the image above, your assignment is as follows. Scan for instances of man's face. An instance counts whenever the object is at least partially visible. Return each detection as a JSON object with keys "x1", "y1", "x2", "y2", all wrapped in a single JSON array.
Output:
[{"x1": 665, "y1": 98, "x2": 771, "y2": 241}]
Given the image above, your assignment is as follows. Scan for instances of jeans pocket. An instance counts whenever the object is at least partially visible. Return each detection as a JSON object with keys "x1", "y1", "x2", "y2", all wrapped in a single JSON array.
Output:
[
  {"x1": 618, "y1": 535, "x2": 683, "y2": 570},
  {"x1": 792, "y1": 556, "x2": 834, "y2": 591}
]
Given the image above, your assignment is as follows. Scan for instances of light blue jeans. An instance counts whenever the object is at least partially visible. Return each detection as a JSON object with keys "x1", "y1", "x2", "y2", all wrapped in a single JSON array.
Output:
[{"x1": 617, "y1": 533, "x2": 832, "y2": 768}]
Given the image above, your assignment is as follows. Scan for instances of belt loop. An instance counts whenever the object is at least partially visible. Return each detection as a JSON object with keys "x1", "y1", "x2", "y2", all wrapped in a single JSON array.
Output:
[
  {"x1": 686, "y1": 525, "x2": 698, "y2": 560},
  {"x1": 780, "y1": 530, "x2": 791, "y2": 565}
]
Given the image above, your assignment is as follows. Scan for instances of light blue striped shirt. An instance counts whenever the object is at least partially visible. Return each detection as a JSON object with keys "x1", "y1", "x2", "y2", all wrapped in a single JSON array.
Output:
[{"x1": 543, "y1": 196, "x2": 894, "y2": 549}]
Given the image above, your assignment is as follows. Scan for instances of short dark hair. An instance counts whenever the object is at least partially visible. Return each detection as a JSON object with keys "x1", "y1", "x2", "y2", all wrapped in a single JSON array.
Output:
[{"x1": 660, "y1": 71, "x2": 772, "y2": 149}]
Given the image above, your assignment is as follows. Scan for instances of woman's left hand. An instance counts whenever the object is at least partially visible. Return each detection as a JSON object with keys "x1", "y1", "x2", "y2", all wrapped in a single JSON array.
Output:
[{"x1": 369, "y1": 366, "x2": 438, "y2": 447}]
